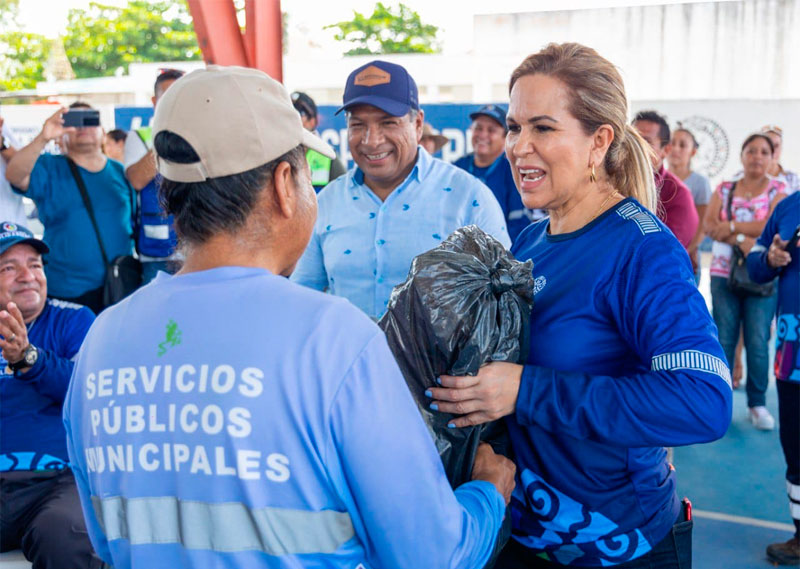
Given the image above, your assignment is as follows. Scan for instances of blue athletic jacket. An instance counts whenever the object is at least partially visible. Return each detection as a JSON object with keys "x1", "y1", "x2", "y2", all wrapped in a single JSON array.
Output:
[{"x1": 507, "y1": 198, "x2": 732, "y2": 566}]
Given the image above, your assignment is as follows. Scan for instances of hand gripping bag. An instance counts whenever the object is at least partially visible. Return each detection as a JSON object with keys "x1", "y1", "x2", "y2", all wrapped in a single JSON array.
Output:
[{"x1": 378, "y1": 225, "x2": 535, "y2": 487}]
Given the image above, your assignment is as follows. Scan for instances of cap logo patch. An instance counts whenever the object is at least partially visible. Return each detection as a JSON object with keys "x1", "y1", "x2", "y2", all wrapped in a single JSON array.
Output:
[
  {"x1": 2, "y1": 223, "x2": 17, "y2": 232},
  {"x1": 354, "y1": 66, "x2": 391, "y2": 87}
]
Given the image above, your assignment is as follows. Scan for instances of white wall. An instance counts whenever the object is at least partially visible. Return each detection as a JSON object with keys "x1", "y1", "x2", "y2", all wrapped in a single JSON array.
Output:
[
  {"x1": 631, "y1": 99, "x2": 800, "y2": 189},
  {"x1": 473, "y1": 0, "x2": 800, "y2": 101}
]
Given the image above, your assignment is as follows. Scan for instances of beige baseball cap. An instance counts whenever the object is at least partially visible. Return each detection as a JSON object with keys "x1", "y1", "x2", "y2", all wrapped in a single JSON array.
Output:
[{"x1": 153, "y1": 65, "x2": 335, "y2": 183}]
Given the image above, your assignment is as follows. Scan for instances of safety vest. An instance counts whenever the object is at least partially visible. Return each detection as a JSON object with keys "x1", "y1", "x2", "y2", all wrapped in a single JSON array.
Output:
[
  {"x1": 307, "y1": 148, "x2": 333, "y2": 192},
  {"x1": 135, "y1": 127, "x2": 177, "y2": 258}
]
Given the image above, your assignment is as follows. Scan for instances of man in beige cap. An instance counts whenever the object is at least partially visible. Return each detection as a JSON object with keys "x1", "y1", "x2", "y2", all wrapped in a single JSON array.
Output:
[{"x1": 62, "y1": 65, "x2": 514, "y2": 569}]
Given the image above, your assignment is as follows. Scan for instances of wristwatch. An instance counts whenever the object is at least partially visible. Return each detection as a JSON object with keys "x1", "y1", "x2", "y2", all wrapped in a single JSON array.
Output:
[
  {"x1": 736, "y1": 233, "x2": 746, "y2": 244},
  {"x1": 8, "y1": 344, "x2": 39, "y2": 372}
]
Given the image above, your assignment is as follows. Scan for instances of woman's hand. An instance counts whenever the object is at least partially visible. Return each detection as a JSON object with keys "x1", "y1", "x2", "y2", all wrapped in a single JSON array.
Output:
[
  {"x1": 708, "y1": 221, "x2": 733, "y2": 241},
  {"x1": 427, "y1": 361, "x2": 523, "y2": 428}
]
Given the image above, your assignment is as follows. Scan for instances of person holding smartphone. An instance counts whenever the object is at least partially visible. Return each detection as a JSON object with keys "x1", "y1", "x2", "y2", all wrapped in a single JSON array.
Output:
[
  {"x1": 748, "y1": 191, "x2": 800, "y2": 565},
  {"x1": 5, "y1": 102, "x2": 134, "y2": 314}
]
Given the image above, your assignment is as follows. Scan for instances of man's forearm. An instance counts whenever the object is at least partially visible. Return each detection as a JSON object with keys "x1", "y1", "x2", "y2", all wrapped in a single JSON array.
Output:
[
  {"x1": 126, "y1": 150, "x2": 156, "y2": 190},
  {"x1": 5, "y1": 133, "x2": 49, "y2": 191}
]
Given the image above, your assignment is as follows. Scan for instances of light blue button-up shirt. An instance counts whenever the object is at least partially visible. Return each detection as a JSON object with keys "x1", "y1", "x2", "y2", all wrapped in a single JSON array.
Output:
[{"x1": 291, "y1": 147, "x2": 511, "y2": 319}]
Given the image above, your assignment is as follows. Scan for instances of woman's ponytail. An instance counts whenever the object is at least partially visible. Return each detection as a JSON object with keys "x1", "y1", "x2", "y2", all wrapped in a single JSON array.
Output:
[{"x1": 607, "y1": 125, "x2": 658, "y2": 213}]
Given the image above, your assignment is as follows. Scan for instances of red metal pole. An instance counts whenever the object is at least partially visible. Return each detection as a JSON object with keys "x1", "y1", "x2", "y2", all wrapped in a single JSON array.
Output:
[
  {"x1": 186, "y1": 0, "x2": 250, "y2": 67},
  {"x1": 246, "y1": 0, "x2": 283, "y2": 81}
]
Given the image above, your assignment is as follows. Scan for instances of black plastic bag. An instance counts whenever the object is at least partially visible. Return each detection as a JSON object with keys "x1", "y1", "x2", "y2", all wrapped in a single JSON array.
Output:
[{"x1": 378, "y1": 225, "x2": 534, "y2": 488}]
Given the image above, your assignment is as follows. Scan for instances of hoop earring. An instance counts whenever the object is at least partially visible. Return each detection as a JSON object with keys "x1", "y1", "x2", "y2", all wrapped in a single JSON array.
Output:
[{"x1": 589, "y1": 163, "x2": 597, "y2": 184}]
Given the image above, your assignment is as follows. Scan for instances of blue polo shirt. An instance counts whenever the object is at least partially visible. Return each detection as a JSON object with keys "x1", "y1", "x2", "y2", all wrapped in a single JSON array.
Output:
[
  {"x1": 13, "y1": 154, "x2": 134, "y2": 298},
  {"x1": 507, "y1": 198, "x2": 731, "y2": 566},
  {"x1": 454, "y1": 152, "x2": 546, "y2": 243},
  {"x1": 291, "y1": 147, "x2": 510, "y2": 319}
]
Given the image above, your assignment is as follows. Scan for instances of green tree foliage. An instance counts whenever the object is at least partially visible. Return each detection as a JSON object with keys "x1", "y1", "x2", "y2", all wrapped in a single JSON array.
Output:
[
  {"x1": 63, "y1": 0, "x2": 201, "y2": 78},
  {"x1": 0, "y1": 32, "x2": 52, "y2": 91},
  {"x1": 326, "y1": 2, "x2": 440, "y2": 56},
  {"x1": 0, "y1": 0, "x2": 51, "y2": 91}
]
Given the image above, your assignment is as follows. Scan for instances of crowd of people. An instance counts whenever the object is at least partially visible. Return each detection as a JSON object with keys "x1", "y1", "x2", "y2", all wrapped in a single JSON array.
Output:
[{"x1": 0, "y1": 41, "x2": 798, "y2": 569}]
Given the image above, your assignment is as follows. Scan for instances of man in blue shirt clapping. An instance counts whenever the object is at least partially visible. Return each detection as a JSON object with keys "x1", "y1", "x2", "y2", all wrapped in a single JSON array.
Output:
[
  {"x1": 291, "y1": 60, "x2": 510, "y2": 320},
  {"x1": 0, "y1": 221, "x2": 100, "y2": 568}
]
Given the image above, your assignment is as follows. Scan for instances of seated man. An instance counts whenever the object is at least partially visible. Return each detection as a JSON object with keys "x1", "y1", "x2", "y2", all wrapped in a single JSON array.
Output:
[{"x1": 0, "y1": 222, "x2": 100, "y2": 568}]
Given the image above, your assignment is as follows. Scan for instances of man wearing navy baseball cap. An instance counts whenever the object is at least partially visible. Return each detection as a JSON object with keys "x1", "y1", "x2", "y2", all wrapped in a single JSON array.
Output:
[
  {"x1": 0, "y1": 221, "x2": 100, "y2": 567},
  {"x1": 292, "y1": 60, "x2": 510, "y2": 320},
  {"x1": 454, "y1": 104, "x2": 545, "y2": 242}
]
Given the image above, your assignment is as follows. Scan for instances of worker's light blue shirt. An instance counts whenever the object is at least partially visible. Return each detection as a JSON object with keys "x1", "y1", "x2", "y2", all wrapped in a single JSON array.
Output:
[
  {"x1": 63, "y1": 268, "x2": 505, "y2": 568},
  {"x1": 291, "y1": 147, "x2": 511, "y2": 319}
]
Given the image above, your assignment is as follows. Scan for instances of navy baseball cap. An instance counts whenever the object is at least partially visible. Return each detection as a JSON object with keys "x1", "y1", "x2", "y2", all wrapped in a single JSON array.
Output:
[
  {"x1": 470, "y1": 104, "x2": 508, "y2": 130},
  {"x1": 336, "y1": 60, "x2": 419, "y2": 117},
  {"x1": 0, "y1": 221, "x2": 49, "y2": 256}
]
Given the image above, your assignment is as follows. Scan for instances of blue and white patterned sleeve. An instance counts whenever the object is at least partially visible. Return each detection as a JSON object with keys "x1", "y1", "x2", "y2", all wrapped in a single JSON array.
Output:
[
  {"x1": 290, "y1": 227, "x2": 328, "y2": 290},
  {"x1": 465, "y1": 180, "x2": 511, "y2": 249},
  {"x1": 516, "y1": 231, "x2": 732, "y2": 447}
]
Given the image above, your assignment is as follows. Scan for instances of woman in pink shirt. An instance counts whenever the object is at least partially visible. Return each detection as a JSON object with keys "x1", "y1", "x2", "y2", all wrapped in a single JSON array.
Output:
[{"x1": 705, "y1": 133, "x2": 786, "y2": 430}]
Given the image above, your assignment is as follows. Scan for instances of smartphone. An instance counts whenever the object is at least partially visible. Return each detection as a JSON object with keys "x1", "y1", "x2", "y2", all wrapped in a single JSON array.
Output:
[
  {"x1": 62, "y1": 109, "x2": 100, "y2": 128},
  {"x1": 785, "y1": 224, "x2": 800, "y2": 252}
]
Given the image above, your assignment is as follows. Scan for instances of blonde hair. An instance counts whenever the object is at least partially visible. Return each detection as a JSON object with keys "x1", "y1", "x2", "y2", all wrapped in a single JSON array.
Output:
[{"x1": 509, "y1": 43, "x2": 657, "y2": 212}]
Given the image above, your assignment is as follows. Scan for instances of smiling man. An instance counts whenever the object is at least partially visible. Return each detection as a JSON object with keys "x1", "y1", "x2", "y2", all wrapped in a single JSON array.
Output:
[
  {"x1": 291, "y1": 60, "x2": 510, "y2": 319},
  {"x1": 454, "y1": 104, "x2": 545, "y2": 242},
  {"x1": 0, "y1": 221, "x2": 100, "y2": 568}
]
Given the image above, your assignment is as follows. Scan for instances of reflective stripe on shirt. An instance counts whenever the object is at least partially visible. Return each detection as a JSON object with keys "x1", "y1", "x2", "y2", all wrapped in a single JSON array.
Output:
[
  {"x1": 92, "y1": 495, "x2": 355, "y2": 555},
  {"x1": 651, "y1": 349, "x2": 732, "y2": 387}
]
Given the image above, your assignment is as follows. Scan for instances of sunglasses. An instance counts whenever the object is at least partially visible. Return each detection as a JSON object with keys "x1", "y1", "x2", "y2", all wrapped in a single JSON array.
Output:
[{"x1": 761, "y1": 124, "x2": 783, "y2": 137}]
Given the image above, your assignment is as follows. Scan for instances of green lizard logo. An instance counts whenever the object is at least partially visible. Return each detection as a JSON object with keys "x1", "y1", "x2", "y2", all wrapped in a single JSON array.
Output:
[{"x1": 157, "y1": 319, "x2": 182, "y2": 356}]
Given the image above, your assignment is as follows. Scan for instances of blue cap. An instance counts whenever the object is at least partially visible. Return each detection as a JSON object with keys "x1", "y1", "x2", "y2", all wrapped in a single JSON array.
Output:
[
  {"x1": 336, "y1": 60, "x2": 419, "y2": 117},
  {"x1": 0, "y1": 221, "x2": 49, "y2": 256},
  {"x1": 470, "y1": 104, "x2": 508, "y2": 130}
]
